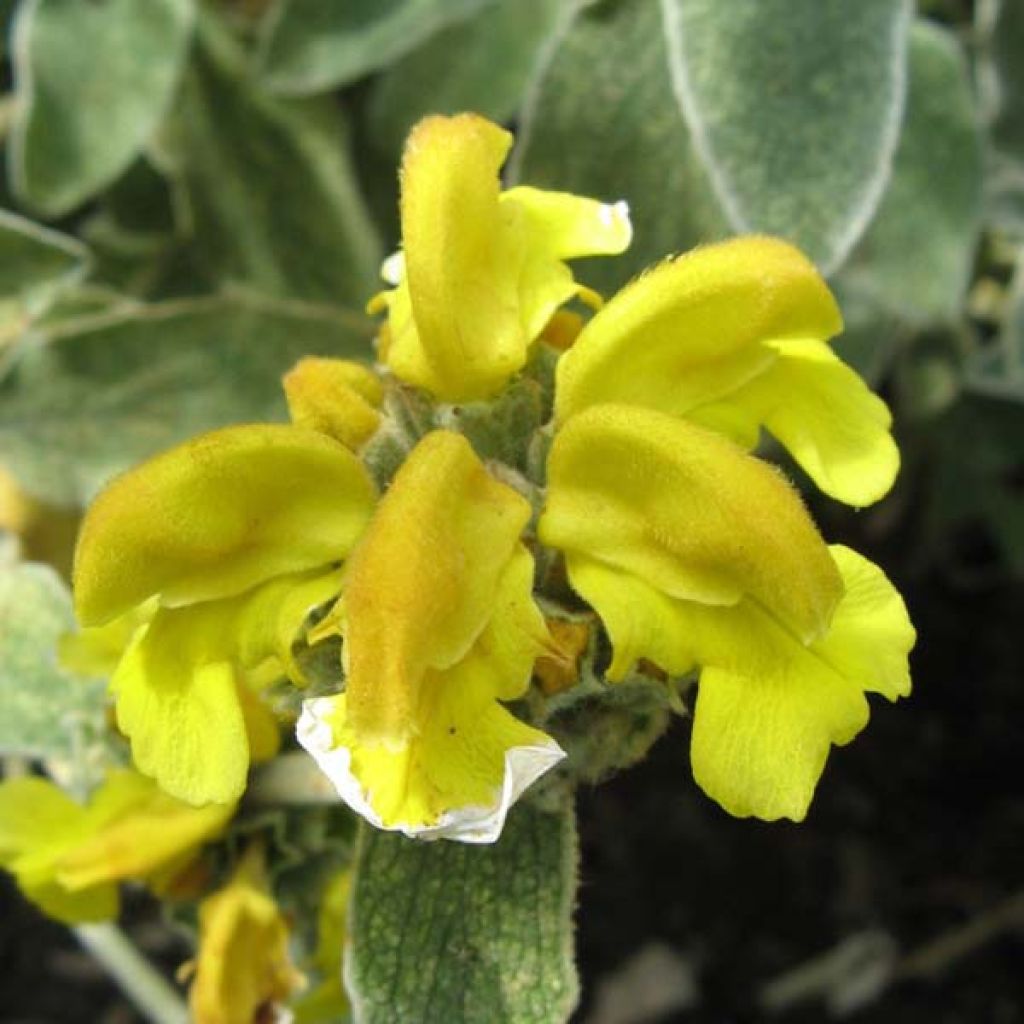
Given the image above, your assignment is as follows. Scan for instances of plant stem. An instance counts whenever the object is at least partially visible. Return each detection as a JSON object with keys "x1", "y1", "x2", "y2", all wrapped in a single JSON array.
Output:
[{"x1": 73, "y1": 923, "x2": 189, "y2": 1024}]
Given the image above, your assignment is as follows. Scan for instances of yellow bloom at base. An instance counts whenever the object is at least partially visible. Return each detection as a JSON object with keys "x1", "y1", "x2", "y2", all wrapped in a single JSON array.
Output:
[
  {"x1": 539, "y1": 405, "x2": 914, "y2": 821},
  {"x1": 299, "y1": 429, "x2": 565, "y2": 843},
  {"x1": 0, "y1": 769, "x2": 232, "y2": 923},
  {"x1": 370, "y1": 112, "x2": 632, "y2": 402},
  {"x1": 188, "y1": 844, "x2": 303, "y2": 1024},
  {"x1": 72, "y1": 423, "x2": 377, "y2": 805}
]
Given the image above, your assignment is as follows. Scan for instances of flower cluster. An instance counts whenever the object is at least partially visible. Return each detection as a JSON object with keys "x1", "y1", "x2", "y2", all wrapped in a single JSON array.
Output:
[{"x1": 43, "y1": 115, "x2": 914, "y2": 859}]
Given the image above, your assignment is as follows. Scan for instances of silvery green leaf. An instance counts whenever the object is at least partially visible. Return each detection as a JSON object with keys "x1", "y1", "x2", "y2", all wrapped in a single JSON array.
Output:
[
  {"x1": 836, "y1": 20, "x2": 982, "y2": 328},
  {"x1": 0, "y1": 209, "x2": 89, "y2": 321},
  {"x1": 258, "y1": 0, "x2": 492, "y2": 95},
  {"x1": 0, "y1": 560, "x2": 107, "y2": 768},
  {"x1": 514, "y1": 0, "x2": 729, "y2": 296},
  {"x1": 660, "y1": 0, "x2": 911, "y2": 273},
  {"x1": 368, "y1": 0, "x2": 565, "y2": 158},
  {"x1": 978, "y1": 0, "x2": 1024, "y2": 234},
  {"x1": 348, "y1": 796, "x2": 579, "y2": 1024},
  {"x1": 10, "y1": 0, "x2": 195, "y2": 216},
  {"x1": 0, "y1": 292, "x2": 374, "y2": 506},
  {"x1": 167, "y1": 13, "x2": 381, "y2": 306}
]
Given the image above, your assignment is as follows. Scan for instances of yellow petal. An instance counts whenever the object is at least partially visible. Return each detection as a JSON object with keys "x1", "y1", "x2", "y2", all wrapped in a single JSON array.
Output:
[
  {"x1": 0, "y1": 771, "x2": 230, "y2": 924},
  {"x1": 112, "y1": 569, "x2": 341, "y2": 805},
  {"x1": 58, "y1": 598, "x2": 156, "y2": 678},
  {"x1": 337, "y1": 429, "x2": 535, "y2": 743},
  {"x1": 114, "y1": 626, "x2": 248, "y2": 806},
  {"x1": 554, "y1": 236, "x2": 841, "y2": 422},
  {"x1": 298, "y1": 678, "x2": 563, "y2": 843},
  {"x1": 299, "y1": 446, "x2": 562, "y2": 841},
  {"x1": 189, "y1": 844, "x2": 303, "y2": 1024},
  {"x1": 501, "y1": 186, "x2": 632, "y2": 259},
  {"x1": 386, "y1": 113, "x2": 523, "y2": 400},
  {"x1": 74, "y1": 424, "x2": 376, "y2": 626},
  {"x1": 0, "y1": 777, "x2": 116, "y2": 922},
  {"x1": 563, "y1": 555, "x2": 700, "y2": 680},
  {"x1": 283, "y1": 357, "x2": 382, "y2": 450},
  {"x1": 0, "y1": 776, "x2": 90, "y2": 864},
  {"x1": 539, "y1": 404, "x2": 842, "y2": 643},
  {"x1": 236, "y1": 682, "x2": 281, "y2": 764},
  {"x1": 687, "y1": 339, "x2": 899, "y2": 506},
  {"x1": 382, "y1": 114, "x2": 631, "y2": 401},
  {"x1": 25, "y1": 878, "x2": 118, "y2": 923},
  {"x1": 56, "y1": 770, "x2": 233, "y2": 890},
  {"x1": 690, "y1": 546, "x2": 914, "y2": 821}
]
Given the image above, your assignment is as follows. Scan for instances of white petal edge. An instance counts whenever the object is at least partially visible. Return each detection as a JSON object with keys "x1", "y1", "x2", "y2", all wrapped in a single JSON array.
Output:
[
  {"x1": 296, "y1": 696, "x2": 566, "y2": 844},
  {"x1": 380, "y1": 250, "x2": 405, "y2": 286},
  {"x1": 600, "y1": 199, "x2": 633, "y2": 247}
]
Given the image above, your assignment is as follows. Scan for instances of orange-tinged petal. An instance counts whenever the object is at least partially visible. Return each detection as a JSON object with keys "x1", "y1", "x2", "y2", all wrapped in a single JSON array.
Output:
[
  {"x1": 337, "y1": 429, "x2": 534, "y2": 742},
  {"x1": 283, "y1": 357, "x2": 382, "y2": 450},
  {"x1": 387, "y1": 114, "x2": 524, "y2": 400},
  {"x1": 74, "y1": 424, "x2": 376, "y2": 626},
  {"x1": 539, "y1": 404, "x2": 842, "y2": 643}
]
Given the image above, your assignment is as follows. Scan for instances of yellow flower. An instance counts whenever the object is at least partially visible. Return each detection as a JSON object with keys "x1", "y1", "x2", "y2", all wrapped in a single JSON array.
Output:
[
  {"x1": 370, "y1": 112, "x2": 632, "y2": 402},
  {"x1": 553, "y1": 236, "x2": 899, "y2": 507},
  {"x1": 284, "y1": 356, "x2": 383, "y2": 450},
  {"x1": 188, "y1": 844, "x2": 304, "y2": 1024},
  {"x1": 537, "y1": 238, "x2": 915, "y2": 821},
  {"x1": 299, "y1": 429, "x2": 564, "y2": 842},
  {"x1": 73, "y1": 423, "x2": 377, "y2": 805},
  {"x1": 0, "y1": 769, "x2": 232, "y2": 923}
]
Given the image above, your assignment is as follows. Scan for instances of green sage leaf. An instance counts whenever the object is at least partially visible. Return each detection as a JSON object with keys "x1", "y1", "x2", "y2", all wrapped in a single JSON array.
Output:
[
  {"x1": 10, "y1": 0, "x2": 195, "y2": 216},
  {"x1": 837, "y1": 20, "x2": 982, "y2": 328},
  {"x1": 0, "y1": 293, "x2": 374, "y2": 506},
  {"x1": 0, "y1": 209, "x2": 89, "y2": 325},
  {"x1": 368, "y1": 0, "x2": 564, "y2": 159},
  {"x1": 514, "y1": 0, "x2": 729, "y2": 296},
  {"x1": 0, "y1": 555, "x2": 107, "y2": 765},
  {"x1": 968, "y1": 254, "x2": 1024, "y2": 402},
  {"x1": 258, "y1": 0, "x2": 492, "y2": 96},
  {"x1": 165, "y1": 13, "x2": 382, "y2": 307},
  {"x1": 978, "y1": 0, "x2": 1024, "y2": 234},
  {"x1": 660, "y1": 0, "x2": 911, "y2": 273},
  {"x1": 348, "y1": 797, "x2": 579, "y2": 1024}
]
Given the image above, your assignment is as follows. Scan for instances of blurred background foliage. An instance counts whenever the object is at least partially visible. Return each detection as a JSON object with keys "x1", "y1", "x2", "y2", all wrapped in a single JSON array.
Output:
[{"x1": 0, "y1": 0, "x2": 1022, "y2": 1021}]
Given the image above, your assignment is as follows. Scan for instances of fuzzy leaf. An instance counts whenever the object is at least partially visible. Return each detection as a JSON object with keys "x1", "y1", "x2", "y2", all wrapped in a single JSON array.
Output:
[
  {"x1": 166, "y1": 12, "x2": 381, "y2": 307},
  {"x1": 0, "y1": 555, "x2": 107, "y2": 764},
  {"x1": 979, "y1": 0, "x2": 1024, "y2": 234},
  {"x1": 0, "y1": 294, "x2": 374, "y2": 506},
  {"x1": 368, "y1": 0, "x2": 564, "y2": 159},
  {"x1": 837, "y1": 20, "x2": 982, "y2": 328},
  {"x1": 10, "y1": 0, "x2": 195, "y2": 216},
  {"x1": 347, "y1": 796, "x2": 578, "y2": 1024},
  {"x1": 0, "y1": 210, "x2": 89, "y2": 325},
  {"x1": 660, "y1": 0, "x2": 910, "y2": 273},
  {"x1": 258, "y1": 0, "x2": 492, "y2": 96},
  {"x1": 514, "y1": 0, "x2": 729, "y2": 295}
]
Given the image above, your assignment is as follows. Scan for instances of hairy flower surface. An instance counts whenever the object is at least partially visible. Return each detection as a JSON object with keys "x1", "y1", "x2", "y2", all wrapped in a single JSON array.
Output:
[
  {"x1": 370, "y1": 112, "x2": 631, "y2": 402},
  {"x1": 67, "y1": 111, "x2": 915, "y2": 843},
  {"x1": 0, "y1": 769, "x2": 231, "y2": 923},
  {"x1": 535, "y1": 238, "x2": 914, "y2": 820},
  {"x1": 72, "y1": 422, "x2": 377, "y2": 804},
  {"x1": 298, "y1": 429, "x2": 564, "y2": 842},
  {"x1": 188, "y1": 844, "x2": 303, "y2": 1024}
]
